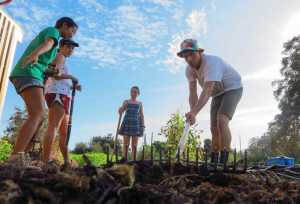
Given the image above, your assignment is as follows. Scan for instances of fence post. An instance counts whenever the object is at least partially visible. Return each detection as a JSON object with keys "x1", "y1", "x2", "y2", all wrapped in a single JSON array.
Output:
[
  {"x1": 159, "y1": 145, "x2": 162, "y2": 165},
  {"x1": 116, "y1": 145, "x2": 118, "y2": 163},
  {"x1": 223, "y1": 147, "x2": 227, "y2": 171},
  {"x1": 187, "y1": 147, "x2": 189, "y2": 167},
  {"x1": 233, "y1": 148, "x2": 236, "y2": 172},
  {"x1": 168, "y1": 145, "x2": 171, "y2": 166},
  {"x1": 214, "y1": 147, "x2": 217, "y2": 171},
  {"x1": 142, "y1": 145, "x2": 145, "y2": 161},
  {"x1": 125, "y1": 144, "x2": 128, "y2": 162},
  {"x1": 205, "y1": 147, "x2": 208, "y2": 169},
  {"x1": 177, "y1": 147, "x2": 180, "y2": 163},
  {"x1": 244, "y1": 151, "x2": 247, "y2": 172},
  {"x1": 151, "y1": 145, "x2": 153, "y2": 164},
  {"x1": 134, "y1": 145, "x2": 137, "y2": 162},
  {"x1": 107, "y1": 146, "x2": 109, "y2": 164}
]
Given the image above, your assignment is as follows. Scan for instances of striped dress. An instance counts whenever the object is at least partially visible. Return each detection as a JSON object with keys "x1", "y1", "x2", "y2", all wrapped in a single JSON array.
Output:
[{"x1": 119, "y1": 101, "x2": 143, "y2": 137}]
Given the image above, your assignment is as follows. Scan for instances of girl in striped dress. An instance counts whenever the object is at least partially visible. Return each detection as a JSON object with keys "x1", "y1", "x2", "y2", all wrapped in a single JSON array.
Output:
[{"x1": 118, "y1": 86, "x2": 145, "y2": 160}]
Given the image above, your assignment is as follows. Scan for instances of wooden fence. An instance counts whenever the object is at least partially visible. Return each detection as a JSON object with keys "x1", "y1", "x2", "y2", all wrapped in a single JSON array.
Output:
[{"x1": 0, "y1": 7, "x2": 23, "y2": 120}]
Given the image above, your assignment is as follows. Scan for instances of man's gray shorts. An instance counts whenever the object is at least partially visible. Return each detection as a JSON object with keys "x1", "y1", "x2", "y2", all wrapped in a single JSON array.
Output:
[{"x1": 210, "y1": 88, "x2": 243, "y2": 126}]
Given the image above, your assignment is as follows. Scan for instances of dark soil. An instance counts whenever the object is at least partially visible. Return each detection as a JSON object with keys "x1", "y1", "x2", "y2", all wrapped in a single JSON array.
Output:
[{"x1": 0, "y1": 161, "x2": 299, "y2": 204}]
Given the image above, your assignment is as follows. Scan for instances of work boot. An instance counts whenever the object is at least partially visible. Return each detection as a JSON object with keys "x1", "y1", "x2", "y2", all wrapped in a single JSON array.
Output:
[
  {"x1": 210, "y1": 152, "x2": 219, "y2": 163},
  {"x1": 25, "y1": 154, "x2": 32, "y2": 166},
  {"x1": 220, "y1": 151, "x2": 229, "y2": 164},
  {"x1": 42, "y1": 160, "x2": 59, "y2": 173},
  {"x1": 3, "y1": 152, "x2": 41, "y2": 171}
]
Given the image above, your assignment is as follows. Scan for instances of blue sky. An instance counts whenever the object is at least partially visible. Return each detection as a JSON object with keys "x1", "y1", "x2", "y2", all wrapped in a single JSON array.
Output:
[{"x1": 1, "y1": 0, "x2": 300, "y2": 150}]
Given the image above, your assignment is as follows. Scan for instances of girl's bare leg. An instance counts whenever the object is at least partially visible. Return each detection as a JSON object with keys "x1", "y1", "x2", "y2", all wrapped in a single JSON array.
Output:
[
  {"x1": 12, "y1": 87, "x2": 45, "y2": 155},
  {"x1": 24, "y1": 120, "x2": 43, "y2": 154},
  {"x1": 58, "y1": 114, "x2": 70, "y2": 163},
  {"x1": 42, "y1": 102, "x2": 65, "y2": 163},
  {"x1": 131, "y1": 135, "x2": 139, "y2": 160},
  {"x1": 122, "y1": 135, "x2": 130, "y2": 158}
]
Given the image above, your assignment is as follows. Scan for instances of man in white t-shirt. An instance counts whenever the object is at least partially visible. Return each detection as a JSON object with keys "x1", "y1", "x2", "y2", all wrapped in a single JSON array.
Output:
[{"x1": 177, "y1": 39, "x2": 243, "y2": 164}]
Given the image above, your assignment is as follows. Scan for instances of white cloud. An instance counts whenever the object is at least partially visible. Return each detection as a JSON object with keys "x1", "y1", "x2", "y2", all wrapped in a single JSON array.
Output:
[
  {"x1": 91, "y1": 66, "x2": 99, "y2": 70},
  {"x1": 146, "y1": 83, "x2": 187, "y2": 92},
  {"x1": 30, "y1": 6, "x2": 52, "y2": 24},
  {"x1": 78, "y1": 0, "x2": 105, "y2": 13},
  {"x1": 8, "y1": 7, "x2": 31, "y2": 21},
  {"x1": 211, "y1": 2, "x2": 216, "y2": 13},
  {"x1": 242, "y1": 64, "x2": 281, "y2": 81},
  {"x1": 172, "y1": 8, "x2": 184, "y2": 21},
  {"x1": 151, "y1": 0, "x2": 173, "y2": 7},
  {"x1": 122, "y1": 51, "x2": 144, "y2": 58},
  {"x1": 87, "y1": 21, "x2": 98, "y2": 29},
  {"x1": 164, "y1": 7, "x2": 208, "y2": 73},
  {"x1": 186, "y1": 8, "x2": 207, "y2": 37},
  {"x1": 102, "y1": 57, "x2": 117, "y2": 63},
  {"x1": 163, "y1": 32, "x2": 187, "y2": 73}
]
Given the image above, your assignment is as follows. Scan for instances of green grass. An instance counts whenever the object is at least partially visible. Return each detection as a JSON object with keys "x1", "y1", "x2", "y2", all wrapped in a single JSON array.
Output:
[{"x1": 70, "y1": 153, "x2": 121, "y2": 166}]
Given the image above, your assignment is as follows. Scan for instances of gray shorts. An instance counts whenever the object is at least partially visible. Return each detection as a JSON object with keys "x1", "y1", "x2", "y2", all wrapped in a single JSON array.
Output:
[
  {"x1": 210, "y1": 88, "x2": 243, "y2": 126},
  {"x1": 10, "y1": 76, "x2": 44, "y2": 96}
]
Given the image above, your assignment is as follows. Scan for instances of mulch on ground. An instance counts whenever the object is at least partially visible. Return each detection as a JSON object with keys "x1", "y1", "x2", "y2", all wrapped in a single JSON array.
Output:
[{"x1": 0, "y1": 159, "x2": 299, "y2": 204}]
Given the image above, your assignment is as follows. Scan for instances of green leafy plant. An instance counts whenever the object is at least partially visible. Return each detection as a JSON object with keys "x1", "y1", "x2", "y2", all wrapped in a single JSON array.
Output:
[
  {"x1": 0, "y1": 140, "x2": 13, "y2": 163},
  {"x1": 160, "y1": 112, "x2": 202, "y2": 160},
  {"x1": 70, "y1": 153, "x2": 121, "y2": 166},
  {"x1": 137, "y1": 145, "x2": 161, "y2": 160}
]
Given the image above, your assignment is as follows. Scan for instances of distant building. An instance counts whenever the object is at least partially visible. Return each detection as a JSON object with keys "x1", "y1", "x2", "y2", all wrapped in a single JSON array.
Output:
[{"x1": 0, "y1": 7, "x2": 23, "y2": 120}]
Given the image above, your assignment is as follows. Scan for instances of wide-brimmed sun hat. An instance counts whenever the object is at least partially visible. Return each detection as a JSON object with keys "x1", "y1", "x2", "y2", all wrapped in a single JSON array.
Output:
[{"x1": 177, "y1": 39, "x2": 204, "y2": 58}]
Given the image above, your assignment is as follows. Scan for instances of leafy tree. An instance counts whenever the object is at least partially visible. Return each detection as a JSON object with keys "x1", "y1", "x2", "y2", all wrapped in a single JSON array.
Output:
[
  {"x1": 268, "y1": 35, "x2": 300, "y2": 158},
  {"x1": 2, "y1": 106, "x2": 48, "y2": 146},
  {"x1": 72, "y1": 142, "x2": 90, "y2": 154},
  {"x1": 89, "y1": 133, "x2": 122, "y2": 154},
  {"x1": 71, "y1": 134, "x2": 122, "y2": 155},
  {"x1": 152, "y1": 140, "x2": 168, "y2": 157},
  {"x1": 203, "y1": 138, "x2": 211, "y2": 154},
  {"x1": 160, "y1": 111, "x2": 202, "y2": 159},
  {"x1": 247, "y1": 136, "x2": 269, "y2": 165}
]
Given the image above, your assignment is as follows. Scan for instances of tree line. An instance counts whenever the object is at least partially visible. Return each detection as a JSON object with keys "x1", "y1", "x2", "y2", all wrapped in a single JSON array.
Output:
[{"x1": 247, "y1": 35, "x2": 300, "y2": 164}]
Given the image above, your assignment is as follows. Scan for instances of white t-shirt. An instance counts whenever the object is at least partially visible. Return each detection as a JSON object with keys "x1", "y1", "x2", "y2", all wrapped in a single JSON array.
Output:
[
  {"x1": 45, "y1": 61, "x2": 71, "y2": 97},
  {"x1": 186, "y1": 54, "x2": 243, "y2": 97}
]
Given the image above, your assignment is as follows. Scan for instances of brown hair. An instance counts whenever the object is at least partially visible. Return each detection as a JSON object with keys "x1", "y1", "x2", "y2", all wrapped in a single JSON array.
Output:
[{"x1": 131, "y1": 86, "x2": 140, "y2": 94}]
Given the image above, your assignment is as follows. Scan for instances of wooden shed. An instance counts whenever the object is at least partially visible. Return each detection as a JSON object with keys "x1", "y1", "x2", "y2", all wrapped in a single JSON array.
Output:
[{"x1": 0, "y1": 7, "x2": 23, "y2": 120}]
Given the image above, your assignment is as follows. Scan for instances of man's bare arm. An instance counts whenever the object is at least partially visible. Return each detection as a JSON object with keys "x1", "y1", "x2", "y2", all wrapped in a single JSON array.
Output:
[
  {"x1": 21, "y1": 37, "x2": 55, "y2": 68},
  {"x1": 189, "y1": 81, "x2": 198, "y2": 109},
  {"x1": 192, "y1": 81, "x2": 215, "y2": 114}
]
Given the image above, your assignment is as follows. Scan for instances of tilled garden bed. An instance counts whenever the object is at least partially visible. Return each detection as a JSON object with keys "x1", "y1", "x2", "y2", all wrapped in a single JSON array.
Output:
[{"x1": 0, "y1": 159, "x2": 299, "y2": 204}]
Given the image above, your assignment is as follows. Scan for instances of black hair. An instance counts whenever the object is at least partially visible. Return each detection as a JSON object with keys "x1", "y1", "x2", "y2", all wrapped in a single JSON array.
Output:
[
  {"x1": 55, "y1": 17, "x2": 78, "y2": 29},
  {"x1": 131, "y1": 86, "x2": 140, "y2": 94}
]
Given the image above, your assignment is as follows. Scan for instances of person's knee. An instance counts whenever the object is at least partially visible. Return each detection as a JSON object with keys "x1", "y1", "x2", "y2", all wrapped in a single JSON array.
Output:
[
  {"x1": 217, "y1": 114, "x2": 229, "y2": 129},
  {"x1": 29, "y1": 108, "x2": 45, "y2": 123}
]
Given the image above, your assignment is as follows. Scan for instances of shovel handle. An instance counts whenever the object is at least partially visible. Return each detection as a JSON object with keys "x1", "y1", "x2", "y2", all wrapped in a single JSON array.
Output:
[
  {"x1": 175, "y1": 120, "x2": 191, "y2": 157},
  {"x1": 115, "y1": 113, "x2": 122, "y2": 142},
  {"x1": 110, "y1": 113, "x2": 123, "y2": 161}
]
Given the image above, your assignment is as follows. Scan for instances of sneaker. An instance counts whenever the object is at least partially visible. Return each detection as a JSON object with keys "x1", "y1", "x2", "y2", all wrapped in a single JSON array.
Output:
[
  {"x1": 41, "y1": 160, "x2": 59, "y2": 173},
  {"x1": 4, "y1": 152, "x2": 26, "y2": 167},
  {"x1": 25, "y1": 154, "x2": 32, "y2": 166},
  {"x1": 3, "y1": 152, "x2": 41, "y2": 171}
]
